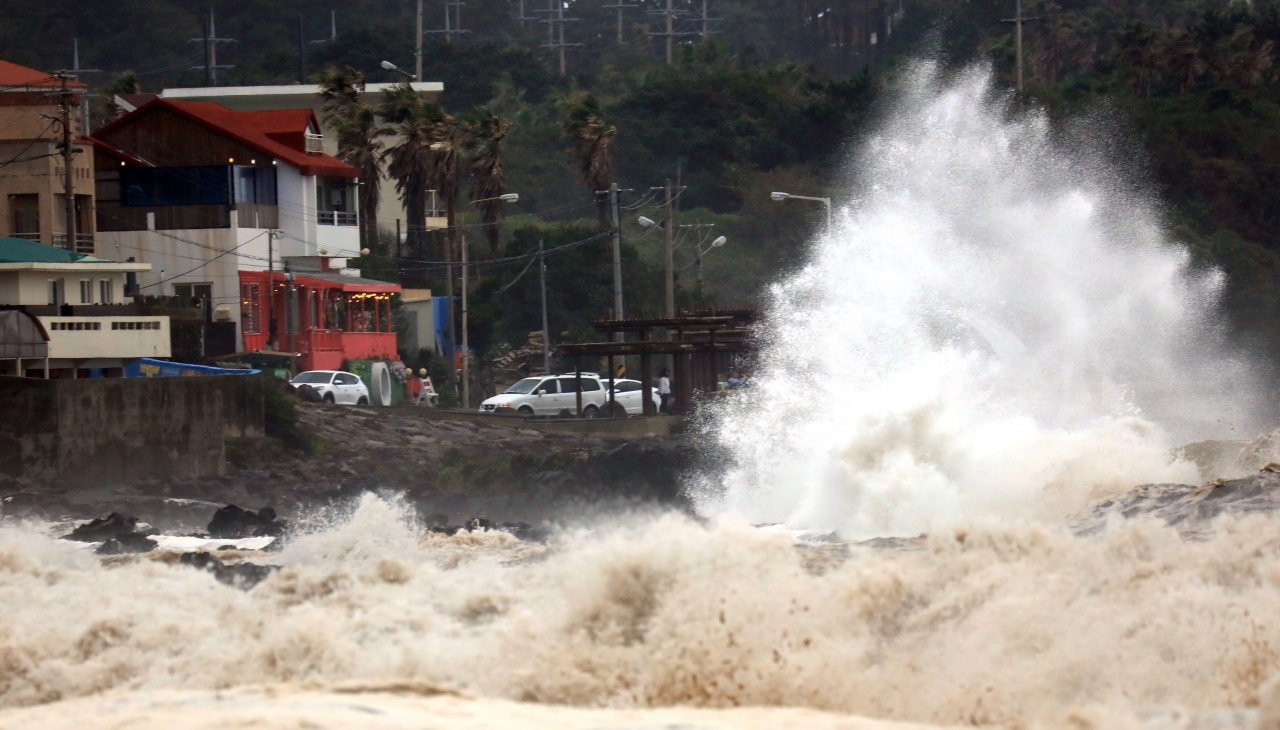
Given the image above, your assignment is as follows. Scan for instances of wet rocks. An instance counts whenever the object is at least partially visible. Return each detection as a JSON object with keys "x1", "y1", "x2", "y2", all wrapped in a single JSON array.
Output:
[
  {"x1": 63, "y1": 512, "x2": 153, "y2": 542},
  {"x1": 1071, "y1": 469, "x2": 1280, "y2": 536},
  {"x1": 178, "y1": 551, "x2": 279, "y2": 589},
  {"x1": 207, "y1": 505, "x2": 287, "y2": 538},
  {"x1": 96, "y1": 533, "x2": 159, "y2": 555}
]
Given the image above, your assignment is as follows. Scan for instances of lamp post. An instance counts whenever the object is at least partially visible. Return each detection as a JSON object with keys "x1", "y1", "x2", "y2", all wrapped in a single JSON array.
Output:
[
  {"x1": 380, "y1": 60, "x2": 418, "y2": 80},
  {"x1": 771, "y1": 191, "x2": 832, "y2": 236},
  {"x1": 694, "y1": 235, "x2": 727, "y2": 299},
  {"x1": 460, "y1": 193, "x2": 519, "y2": 409}
]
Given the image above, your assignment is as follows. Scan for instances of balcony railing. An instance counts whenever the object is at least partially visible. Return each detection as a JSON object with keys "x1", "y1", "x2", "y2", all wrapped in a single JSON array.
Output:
[
  {"x1": 316, "y1": 210, "x2": 358, "y2": 227},
  {"x1": 51, "y1": 233, "x2": 95, "y2": 254},
  {"x1": 305, "y1": 132, "x2": 324, "y2": 154}
]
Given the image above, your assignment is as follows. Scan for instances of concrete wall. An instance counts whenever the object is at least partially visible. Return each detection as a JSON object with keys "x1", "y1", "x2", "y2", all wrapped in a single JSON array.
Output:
[{"x1": 0, "y1": 374, "x2": 264, "y2": 490}]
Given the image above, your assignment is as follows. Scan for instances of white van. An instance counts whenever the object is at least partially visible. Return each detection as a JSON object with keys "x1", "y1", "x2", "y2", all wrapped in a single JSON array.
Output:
[{"x1": 480, "y1": 374, "x2": 607, "y2": 417}]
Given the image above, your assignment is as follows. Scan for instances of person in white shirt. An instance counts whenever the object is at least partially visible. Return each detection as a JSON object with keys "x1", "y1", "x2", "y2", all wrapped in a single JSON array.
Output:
[{"x1": 658, "y1": 368, "x2": 671, "y2": 413}]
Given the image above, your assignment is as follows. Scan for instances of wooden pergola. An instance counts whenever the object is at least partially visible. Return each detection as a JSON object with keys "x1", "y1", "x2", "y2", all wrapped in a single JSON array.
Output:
[{"x1": 558, "y1": 308, "x2": 760, "y2": 416}]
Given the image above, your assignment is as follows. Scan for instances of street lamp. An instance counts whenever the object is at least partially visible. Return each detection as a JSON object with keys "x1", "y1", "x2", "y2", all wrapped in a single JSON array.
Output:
[
  {"x1": 380, "y1": 60, "x2": 417, "y2": 80},
  {"x1": 459, "y1": 192, "x2": 521, "y2": 410},
  {"x1": 695, "y1": 235, "x2": 727, "y2": 298},
  {"x1": 771, "y1": 191, "x2": 833, "y2": 235}
]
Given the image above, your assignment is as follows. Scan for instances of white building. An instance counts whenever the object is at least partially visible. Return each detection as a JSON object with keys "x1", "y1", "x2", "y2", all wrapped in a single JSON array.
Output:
[
  {"x1": 0, "y1": 236, "x2": 167, "y2": 377},
  {"x1": 90, "y1": 98, "x2": 363, "y2": 349}
]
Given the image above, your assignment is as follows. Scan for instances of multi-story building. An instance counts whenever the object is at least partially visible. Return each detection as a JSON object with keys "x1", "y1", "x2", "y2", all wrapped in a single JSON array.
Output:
[
  {"x1": 0, "y1": 236, "x2": 167, "y2": 377},
  {"x1": 0, "y1": 60, "x2": 96, "y2": 254},
  {"x1": 115, "y1": 82, "x2": 449, "y2": 237},
  {"x1": 90, "y1": 97, "x2": 400, "y2": 367}
]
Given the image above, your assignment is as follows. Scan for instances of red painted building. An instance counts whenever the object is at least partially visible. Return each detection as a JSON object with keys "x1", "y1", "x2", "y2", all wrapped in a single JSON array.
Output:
[{"x1": 239, "y1": 265, "x2": 399, "y2": 372}]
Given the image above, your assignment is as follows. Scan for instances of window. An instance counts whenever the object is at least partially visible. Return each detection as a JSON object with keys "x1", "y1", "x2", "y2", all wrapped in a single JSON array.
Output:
[
  {"x1": 47, "y1": 279, "x2": 63, "y2": 306},
  {"x1": 557, "y1": 378, "x2": 582, "y2": 393},
  {"x1": 240, "y1": 282, "x2": 261, "y2": 334},
  {"x1": 79, "y1": 280, "x2": 93, "y2": 304},
  {"x1": 580, "y1": 379, "x2": 601, "y2": 392},
  {"x1": 173, "y1": 283, "x2": 213, "y2": 301},
  {"x1": 292, "y1": 372, "x2": 335, "y2": 385},
  {"x1": 122, "y1": 166, "x2": 231, "y2": 207},
  {"x1": 99, "y1": 279, "x2": 114, "y2": 304},
  {"x1": 233, "y1": 165, "x2": 277, "y2": 205},
  {"x1": 613, "y1": 381, "x2": 640, "y2": 393},
  {"x1": 10, "y1": 194, "x2": 39, "y2": 239},
  {"x1": 335, "y1": 373, "x2": 358, "y2": 385},
  {"x1": 536, "y1": 380, "x2": 558, "y2": 395}
]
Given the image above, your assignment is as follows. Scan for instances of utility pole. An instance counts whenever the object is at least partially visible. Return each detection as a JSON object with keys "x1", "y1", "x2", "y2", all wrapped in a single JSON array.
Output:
[
  {"x1": 189, "y1": 9, "x2": 235, "y2": 85},
  {"x1": 426, "y1": 1, "x2": 471, "y2": 43},
  {"x1": 998, "y1": 0, "x2": 1038, "y2": 94},
  {"x1": 468, "y1": 230, "x2": 473, "y2": 407},
  {"x1": 602, "y1": 2, "x2": 639, "y2": 45},
  {"x1": 648, "y1": 0, "x2": 688, "y2": 64},
  {"x1": 664, "y1": 179, "x2": 674, "y2": 319},
  {"x1": 536, "y1": 2, "x2": 581, "y2": 75},
  {"x1": 416, "y1": 0, "x2": 424, "y2": 80},
  {"x1": 609, "y1": 182, "x2": 623, "y2": 338},
  {"x1": 57, "y1": 74, "x2": 76, "y2": 252},
  {"x1": 539, "y1": 239, "x2": 550, "y2": 374}
]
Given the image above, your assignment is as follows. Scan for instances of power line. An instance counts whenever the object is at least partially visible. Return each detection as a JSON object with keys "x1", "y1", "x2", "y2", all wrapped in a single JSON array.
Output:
[{"x1": 188, "y1": 8, "x2": 236, "y2": 85}]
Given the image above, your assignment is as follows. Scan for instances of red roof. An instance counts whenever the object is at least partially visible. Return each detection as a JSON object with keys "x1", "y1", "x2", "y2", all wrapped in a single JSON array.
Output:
[
  {"x1": 0, "y1": 59, "x2": 87, "y2": 89},
  {"x1": 93, "y1": 98, "x2": 358, "y2": 178}
]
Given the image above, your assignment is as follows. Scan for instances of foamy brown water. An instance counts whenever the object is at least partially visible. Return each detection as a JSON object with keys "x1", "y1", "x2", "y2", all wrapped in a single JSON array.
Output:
[{"x1": 3, "y1": 493, "x2": 1280, "y2": 729}]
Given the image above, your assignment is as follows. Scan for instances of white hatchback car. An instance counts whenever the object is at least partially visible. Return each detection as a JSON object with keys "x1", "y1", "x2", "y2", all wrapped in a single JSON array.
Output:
[
  {"x1": 605, "y1": 379, "x2": 661, "y2": 415},
  {"x1": 480, "y1": 374, "x2": 607, "y2": 417},
  {"x1": 290, "y1": 370, "x2": 370, "y2": 405}
]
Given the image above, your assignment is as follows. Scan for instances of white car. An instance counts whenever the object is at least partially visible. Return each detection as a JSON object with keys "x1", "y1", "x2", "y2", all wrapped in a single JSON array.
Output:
[
  {"x1": 605, "y1": 378, "x2": 661, "y2": 415},
  {"x1": 480, "y1": 374, "x2": 607, "y2": 417},
  {"x1": 290, "y1": 370, "x2": 370, "y2": 405}
]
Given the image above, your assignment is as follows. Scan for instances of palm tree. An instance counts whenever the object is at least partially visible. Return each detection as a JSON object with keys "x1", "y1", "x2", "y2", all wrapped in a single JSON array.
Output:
[
  {"x1": 318, "y1": 66, "x2": 383, "y2": 251},
  {"x1": 562, "y1": 91, "x2": 616, "y2": 220},
  {"x1": 379, "y1": 82, "x2": 435, "y2": 260},
  {"x1": 461, "y1": 107, "x2": 514, "y2": 252}
]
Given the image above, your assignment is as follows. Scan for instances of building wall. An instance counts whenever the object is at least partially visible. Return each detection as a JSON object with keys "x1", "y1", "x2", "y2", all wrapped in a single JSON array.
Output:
[
  {"x1": 0, "y1": 374, "x2": 264, "y2": 490},
  {"x1": 0, "y1": 268, "x2": 136, "y2": 306},
  {"x1": 0, "y1": 139, "x2": 95, "y2": 250},
  {"x1": 276, "y1": 164, "x2": 317, "y2": 257},
  {"x1": 38, "y1": 315, "x2": 171, "y2": 360},
  {"x1": 316, "y1": 221, "x2": 360, "y2": 257}
]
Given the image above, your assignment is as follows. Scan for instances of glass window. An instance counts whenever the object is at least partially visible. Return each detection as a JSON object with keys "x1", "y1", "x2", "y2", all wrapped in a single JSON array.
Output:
[
  {"x1": 580, "y1": 379, "x2": 601, "y2": 392},
  {"x1": 613, "y1": 381, "x2": 640, "y2": 393},
  {"x1": 535, "y1": 379, "x2": 558, "y2": 394},
  {"x1": 79, "y1": 280, "x2": 93, "y2": 304},
  {"x1": 505, "y1": 378, "x2": 543, "y2": 394},
  {"x1": 240, "y1": 282, "x2": 261, "y2": 334},
  {"x1": 292, "y1": 372, "x2": 334, "y2": 385},
  {"x1": 99, "y1": 279, "x2": 114, "y2": 304},
  {"x1": 233, "y1": 165, "x2": 277, "y2": 205},
  {"x1": 122, "y1": 166, "x2": 231, "y2": 207},
  {"x1": 47, "y1": 279, "x2": 62, "y2": 306},
  {"x1": 558, "y1": 377, "x2": 586, "y2": 393},
  {"x1": 335, "y1": 373, "x2": 358, "y2": 385}
]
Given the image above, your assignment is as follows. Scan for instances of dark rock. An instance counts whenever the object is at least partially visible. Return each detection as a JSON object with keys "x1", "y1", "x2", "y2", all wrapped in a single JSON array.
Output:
[
  {"x1": 1071, "y1": 470, "x2": 1280, "y2": 536},
  {"x1": 294, "y1": 384, "x2": 324, "y2": 403},
  {"x1": 179, "y1": 551, "x2": 279, "y2": 589},
  {"x1": 495, "y1": 521, "x2": 549, "y2": 542},
  {"x1": 96, "y1": 534, "x2": 158, "y2": 554},
  {"x1": 428, "y1": 525, "x2": 462, "y2": 536},
  {"x1": 208, "y1": 504, "x2": 287, "y2": 539},
  {"x1": 64, "y1": 512, "x2": 152, "y2": 542},
  {"x1": 465, "y1": 517, "x2": 493, "y2": 532}
]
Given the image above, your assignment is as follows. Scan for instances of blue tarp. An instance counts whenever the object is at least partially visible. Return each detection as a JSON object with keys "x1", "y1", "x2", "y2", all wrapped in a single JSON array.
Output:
[
  {"x1": 124, "y1": 358, "x2": 260, "y2": 378},
  {"x1": 433, "y1": 296, "x2": 454, "y2": 360}
]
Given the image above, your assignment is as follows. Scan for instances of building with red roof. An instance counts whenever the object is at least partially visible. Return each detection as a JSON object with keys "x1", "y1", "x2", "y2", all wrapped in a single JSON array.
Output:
[
  {"x1": 90, "y1": 98, "x2": 400, "y2": 368},
  {"x1": 0, "y1": 59, "x2": 95, "y2": 254}
]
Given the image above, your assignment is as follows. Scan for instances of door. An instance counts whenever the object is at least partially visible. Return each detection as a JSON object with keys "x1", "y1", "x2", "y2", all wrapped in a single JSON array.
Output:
[
  {"x1": 532, "y1": 378, "x2": 558, "y2": 415},
  {"x1": 611, "y1": 380, "x2": 642, "y2": 414},
  {"x1": 334, "y1": 372, "x2": 358, "y2": 403},
  {"x1": 556, "y1": 378, "x2": 584, "y2": 415}
]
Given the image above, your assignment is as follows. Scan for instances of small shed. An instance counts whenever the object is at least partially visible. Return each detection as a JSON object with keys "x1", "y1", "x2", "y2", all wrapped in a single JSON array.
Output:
[{"x1": 0, "y1": 310, "x2": 50, "y2": 377}]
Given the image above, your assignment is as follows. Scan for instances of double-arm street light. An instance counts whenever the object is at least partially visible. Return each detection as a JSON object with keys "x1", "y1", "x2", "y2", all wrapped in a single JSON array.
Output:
[
  {"x1": 459, "y1": 193, "x2": 520, "y2": 409},
  {"x1": 639, "y1": 217, "x2": 728, "y2": 299},
  {"x1": 771, "y1": 191, "x2": 832, "y2": 235},
  {"x1": 380, "y1": 60, "x2": 418, "y2": 80}
]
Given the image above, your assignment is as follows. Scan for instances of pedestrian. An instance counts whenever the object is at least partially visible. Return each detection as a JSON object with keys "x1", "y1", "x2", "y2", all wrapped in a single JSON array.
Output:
[{"x1": 658, "y1": 368, "x2": 671, "y2": 413}]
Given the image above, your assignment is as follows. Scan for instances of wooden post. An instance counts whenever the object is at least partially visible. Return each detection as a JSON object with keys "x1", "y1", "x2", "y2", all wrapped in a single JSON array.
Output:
[
  {"x1": 607, "y1": 354, "x2": 616, "y2": 416},
  {"x1": 639, "y1": 328, "x2": 654, "y2": 416},
  {"x1": 574, "y1": 356, "x2": 583, "y2": 417}
]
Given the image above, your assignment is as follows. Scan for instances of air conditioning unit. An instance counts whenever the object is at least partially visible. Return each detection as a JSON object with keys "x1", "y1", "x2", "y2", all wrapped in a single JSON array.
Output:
[{"x1": 213, "y1": 304, "x2": 233, "y2": 322}]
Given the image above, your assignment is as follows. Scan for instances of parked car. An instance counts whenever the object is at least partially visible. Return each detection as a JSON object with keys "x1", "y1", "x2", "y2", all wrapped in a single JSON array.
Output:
[
  {"x1": 480, "y1": 373, "x2": 607, "y2": 417},
  {"x1": 290, "y1": 370, "x2": 370, "y2": 405},
  {"x1": 605, "y1": 378, "x2": 661, "y2": 415}
]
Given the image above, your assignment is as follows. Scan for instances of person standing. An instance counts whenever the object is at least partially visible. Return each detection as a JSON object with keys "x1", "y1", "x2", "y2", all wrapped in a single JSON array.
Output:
[{"x1": 658, "y1": 368, "x2": 671, "y2": 413}]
